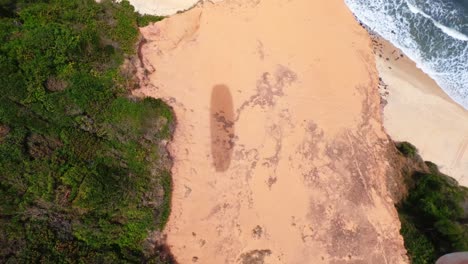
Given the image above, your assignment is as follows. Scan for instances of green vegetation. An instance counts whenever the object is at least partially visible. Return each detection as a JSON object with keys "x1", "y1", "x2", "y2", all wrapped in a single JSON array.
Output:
[
  {"x1": 137, "y1": 14, "x2": 164, "y2": 27},
  {"x1": 396, "y1": 143, "x2": 468, "y2": 264},
  {"x1": 0, "y1": 0, "x2": 174, "y2": 263},
  {"x1": 396, "y1": 141, "x2": 418, "y2": 158}
]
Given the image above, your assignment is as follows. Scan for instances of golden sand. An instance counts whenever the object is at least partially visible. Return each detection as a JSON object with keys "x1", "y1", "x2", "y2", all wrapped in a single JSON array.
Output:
[{"x1": 134, "y1": 0, "x2": 408, "y2": 262}]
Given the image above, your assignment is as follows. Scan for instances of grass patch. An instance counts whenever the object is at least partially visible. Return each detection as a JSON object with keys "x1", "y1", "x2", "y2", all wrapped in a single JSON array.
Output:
[{"x1": 0, "y1": 0, "x2": 174, "y2": 263}]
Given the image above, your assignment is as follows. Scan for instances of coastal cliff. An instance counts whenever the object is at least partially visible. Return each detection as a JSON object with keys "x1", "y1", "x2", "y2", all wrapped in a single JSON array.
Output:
[{"x1": 134, "y1": 0, "x2": 409, "y2": 262}]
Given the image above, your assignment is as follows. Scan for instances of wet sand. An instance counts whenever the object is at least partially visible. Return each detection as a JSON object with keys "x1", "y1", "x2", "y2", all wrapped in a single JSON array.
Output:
[
  {"x1": 374, "y1": 38, "x2": 468, "y2": 187},
  {"x1": 134, "y1": 0, "x2": 408, "y2": 263}
]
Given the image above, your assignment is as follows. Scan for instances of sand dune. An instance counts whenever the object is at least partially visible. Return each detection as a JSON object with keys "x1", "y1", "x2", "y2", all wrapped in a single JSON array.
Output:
[
  {"x1": 134, "y1": 0, "x2": 408, "y2": 262},
  {"x1": 375, "y1": 39, "x2": 468, "y2": 187}
]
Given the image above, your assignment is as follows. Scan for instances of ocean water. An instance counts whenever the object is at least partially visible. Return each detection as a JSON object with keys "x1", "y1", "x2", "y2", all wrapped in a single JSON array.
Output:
[{"x1": 344, "y1": 0, "x2": 468, "y2": 109}]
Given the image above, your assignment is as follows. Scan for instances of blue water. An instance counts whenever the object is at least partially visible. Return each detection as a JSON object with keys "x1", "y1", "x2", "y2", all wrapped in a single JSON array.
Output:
[{"x1": 345, "y1": 0, "x2": 468, "y2": 109}]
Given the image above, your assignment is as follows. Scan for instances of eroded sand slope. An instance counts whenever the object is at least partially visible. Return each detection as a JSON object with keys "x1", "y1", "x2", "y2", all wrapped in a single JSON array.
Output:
[{"x1": 134, "y1": 0, "x2": 408, "y2": 262}]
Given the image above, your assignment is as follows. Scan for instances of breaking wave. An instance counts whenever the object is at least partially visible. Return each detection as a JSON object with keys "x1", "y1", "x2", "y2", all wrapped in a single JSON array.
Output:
[{"x1": 345, "y1": 0, "x2": 468, "y2": 109}]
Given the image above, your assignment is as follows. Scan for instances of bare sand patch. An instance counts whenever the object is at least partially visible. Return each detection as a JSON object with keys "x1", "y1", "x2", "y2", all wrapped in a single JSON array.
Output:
[
  {"x1": 127, "y1": 0, "x2": 200, "y2": 15},
  {"x1": 375, "y1": 38, "x2": 468, "y2": 187},
  {"x1": 134, "y1": 0, "x2": 408, "y2": 262}
]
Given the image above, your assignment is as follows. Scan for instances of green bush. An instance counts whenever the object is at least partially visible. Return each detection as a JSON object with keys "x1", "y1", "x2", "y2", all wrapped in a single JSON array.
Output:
[
  {"x1": 137, "y1": 14, "x2": 165, "y2": 27},
  {"x1": 0, "y1": 0, "x2": 174, "y2": 262},
  {"x1": 399, "y1": 214, "x2": 436, "y2": 264},
  {"x1": 398, "y1": 162, "x2": 468, "y2": 263},
  {"x1": 397, "y1": 141, "x2": 418, "y2": 158}
]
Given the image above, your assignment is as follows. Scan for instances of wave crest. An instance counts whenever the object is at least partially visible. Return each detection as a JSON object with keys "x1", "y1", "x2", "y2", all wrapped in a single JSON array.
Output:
[
  {"x1": 405, "y1": 0, "x2": 468, "y2": 41},
  {"x1": 345, "y1": 0, "x2": 468, "y2": 109}
]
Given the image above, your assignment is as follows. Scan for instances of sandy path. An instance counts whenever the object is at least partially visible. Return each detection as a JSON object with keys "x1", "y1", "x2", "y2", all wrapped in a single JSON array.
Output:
[
  {"x1": 134, "y1": 0, "x2": 408, "y2": 263},
  {"x1": 375, "y1": 39, "x2": 468, "y2": 187}
]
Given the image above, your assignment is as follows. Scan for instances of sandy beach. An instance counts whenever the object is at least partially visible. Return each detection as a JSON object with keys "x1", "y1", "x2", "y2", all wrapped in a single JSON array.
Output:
[
  {"x1": 133, "y1": 0, "x2": 408, "y2": 263},
  {"x1": 374, "y1": 38, "x2": 468, "y2": 187},
  {"x1": 98, "y1": 0, "x2": 209, "y2": 16},
  {"x1": 128, "y1": 0, "x2": 199, "y2": 15}
]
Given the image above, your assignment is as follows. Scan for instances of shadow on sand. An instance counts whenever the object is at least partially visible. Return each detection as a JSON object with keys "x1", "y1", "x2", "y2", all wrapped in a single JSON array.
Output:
[{"x1": 210, "y1": 84, "x2": 235, "y2": 172}]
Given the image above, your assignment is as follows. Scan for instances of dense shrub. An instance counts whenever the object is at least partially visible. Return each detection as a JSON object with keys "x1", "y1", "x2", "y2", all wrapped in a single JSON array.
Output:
[
  {"x1": 397, "y1": 141, "x2": 418, "y2": 158},
  {"x1": 137, "y1": 14, "x2": 165, "y2": 27},
  {"x1": 0, "y1": 0, "x2": 174, "y2": 263},
  {"x1": 397, "y1": 159, "x2": 468, "y2": 263}
]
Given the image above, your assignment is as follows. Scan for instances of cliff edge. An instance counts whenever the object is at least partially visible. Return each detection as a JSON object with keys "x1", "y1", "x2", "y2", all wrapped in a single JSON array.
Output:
[{"x1": 134, "y1": 0, "x2": 409, "y2": 262}]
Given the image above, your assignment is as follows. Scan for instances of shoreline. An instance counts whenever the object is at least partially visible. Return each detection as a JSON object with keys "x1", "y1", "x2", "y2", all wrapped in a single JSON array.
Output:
[{"x1": 372, "y1": 36, "x2": 468, "y2": 187}]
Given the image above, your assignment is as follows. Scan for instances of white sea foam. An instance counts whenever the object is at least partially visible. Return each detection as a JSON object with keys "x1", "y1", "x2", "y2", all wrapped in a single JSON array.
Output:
[
  {"x1": 405, "y1": 0, "x2": 468, "y2": 41},
  {"x1": 345, "y1": 0, "x2": 468, "y2": 109}
]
